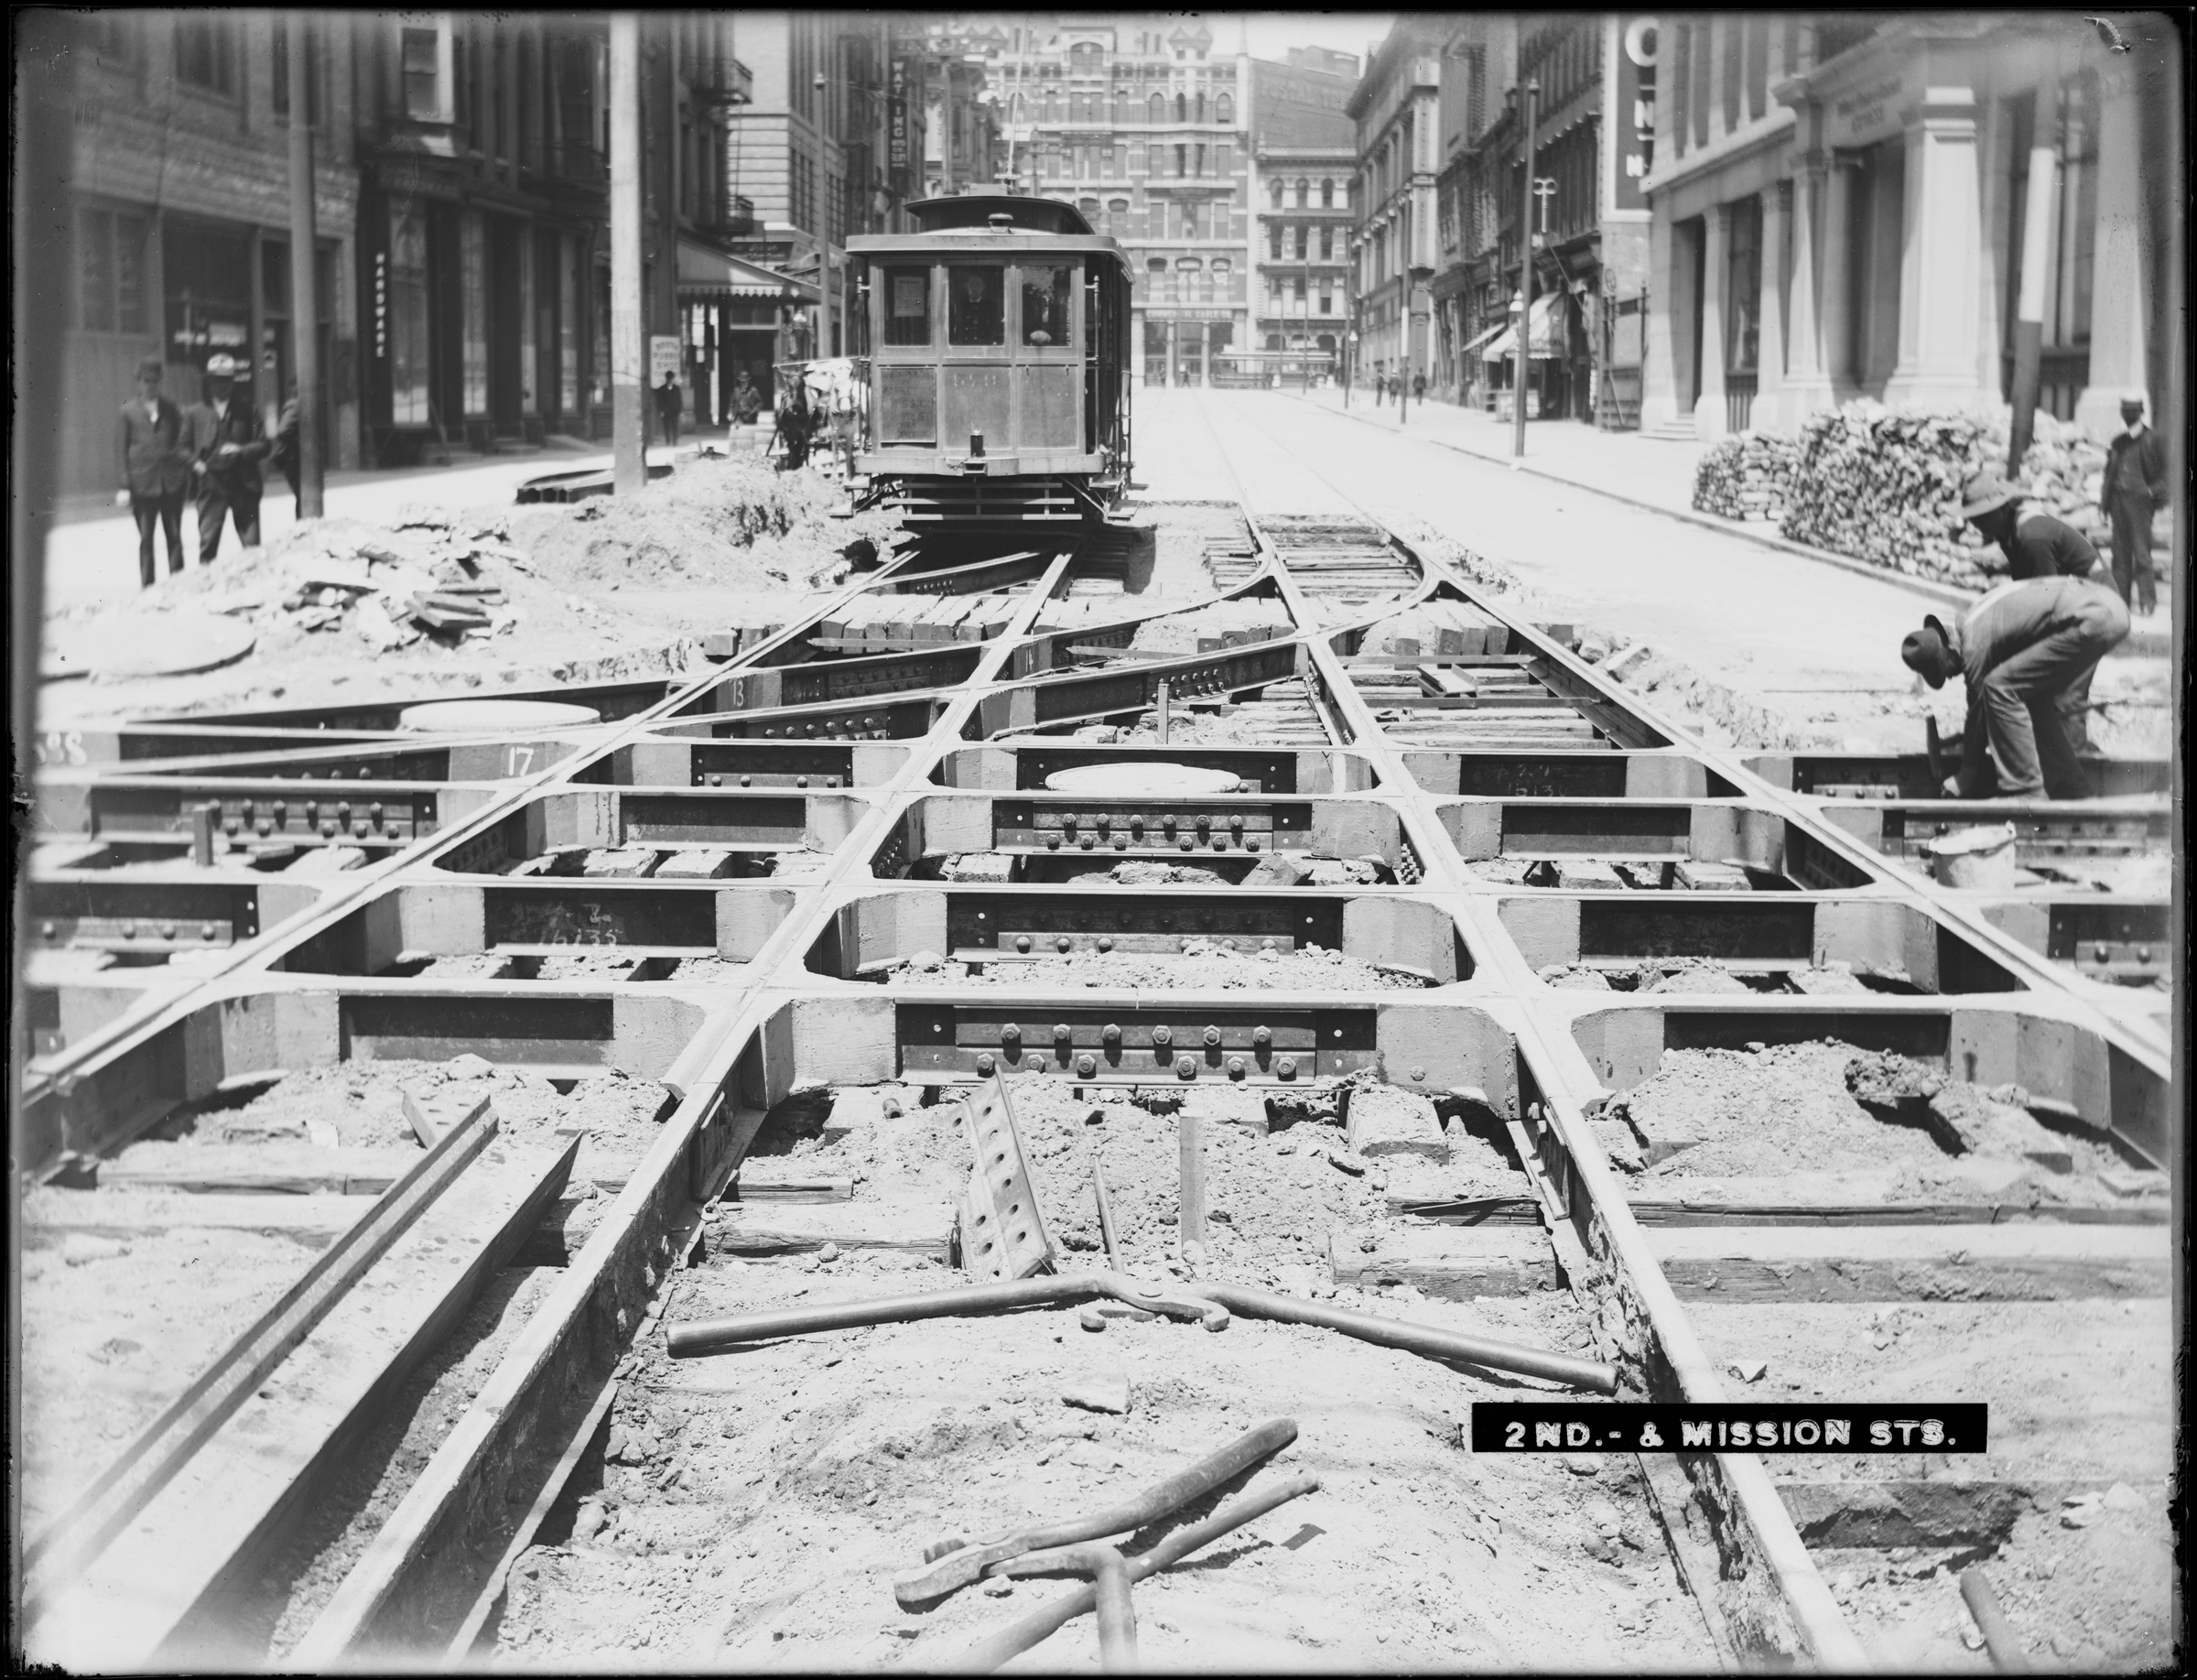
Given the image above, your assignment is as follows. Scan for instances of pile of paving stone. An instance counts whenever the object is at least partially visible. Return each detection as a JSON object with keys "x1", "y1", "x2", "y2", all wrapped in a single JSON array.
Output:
[{"x1": 1690, "y1": 432, "x2": 1799, "y2": 524}]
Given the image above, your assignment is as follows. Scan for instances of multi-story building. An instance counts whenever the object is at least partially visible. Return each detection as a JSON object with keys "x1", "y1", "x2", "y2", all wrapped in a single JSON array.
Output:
[
  {"x1": 1430, "y1": 16, "x2": 1514, "y2": 407},
  {"x1": 58, "y1": 12, "x2": 362, "y2": 495},
  {"x1": 351, "y1": 14, "x2": 760, "y2": 452},
  {"x1": 972, "y1": 16, "x2": 1250, "y2": 386},
  {"x1": 1346, "y1": 22, "x2": 1445, "y2": 392},
  {"x1": 1640, "y1": 14, "x2": 2171, "y2": 440},
  {"x1": 910, "y1": 19, "x2": 1002, "y2": 198},
  {"x1": 1249, "y1": 49, "x2": 1358, "y2": 376}
]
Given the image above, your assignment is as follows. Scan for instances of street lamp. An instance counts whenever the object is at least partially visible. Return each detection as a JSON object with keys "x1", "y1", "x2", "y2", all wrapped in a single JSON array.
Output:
[{"x1": 1511, "y1": 76, "x2": 1539, "y2": 461}]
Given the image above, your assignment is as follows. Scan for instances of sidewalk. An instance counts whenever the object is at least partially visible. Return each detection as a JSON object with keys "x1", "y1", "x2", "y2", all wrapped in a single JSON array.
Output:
[{"x1": 1297, "y1": 386, "x2": 2176, "y2": 636}]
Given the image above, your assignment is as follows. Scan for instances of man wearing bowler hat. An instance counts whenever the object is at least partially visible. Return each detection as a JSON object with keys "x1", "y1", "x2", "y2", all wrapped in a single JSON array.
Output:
[
  {"x1": 116, "y1": 356, "x2": 190, "y2": 586},
  {"x1": 2100, "y1": 390, "x2": 2165, "y2": 615},
  {"x1": 181, "y1": 352, "x2": 272, "y2": 563},
  {"x1": 1899, "y1": 572, "x2": 2129, "y2": 800}
]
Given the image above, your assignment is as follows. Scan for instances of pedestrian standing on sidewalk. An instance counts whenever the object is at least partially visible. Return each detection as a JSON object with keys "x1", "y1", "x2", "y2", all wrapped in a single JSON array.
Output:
[
  {"x1": 655, "y1": 370, "x2": 682, "y2": 449},
  {"x1": 1413, "y1": 372, "x2": 1427, "y2": 404},
  {"x1": 1899, "y1": 573, "x2": 2129, "y2": 800},
  {"x1": 117, "y1": 357, "x2": 189, "y2": 587},
  {"x1": 2100, "y1": 392, "x2": 2165, "y2": 614},
  {"x1": 182, "y1": 352, "x2": 270, "y2": 563},
  {"x1": 731, "y1": 367, "x2": 761, "y2": 428}
]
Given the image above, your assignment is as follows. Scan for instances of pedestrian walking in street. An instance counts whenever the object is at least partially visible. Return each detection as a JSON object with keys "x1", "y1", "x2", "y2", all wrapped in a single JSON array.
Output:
[
  {"x1": 117, "y1": 357, "x2": 189, "y2": 587},
  {"x1": 2100, "y1": 391, "x2": 2165, "y2": 614},
  {"x1": 655, "y1": 370, "x2": 682, "y2": 449},
  {"x1": 1412, "y1": 372, "x2": 1427, "y2": 404},
  {"x1": 771, "y1": 385, "x2": 812, "y2": 471},
  {"x1": 1899, "y1": 573, "x2": 2130, "y2": 800},
  {"x1": 181, "y1": 352, "x2": 271, "y2": 564}
]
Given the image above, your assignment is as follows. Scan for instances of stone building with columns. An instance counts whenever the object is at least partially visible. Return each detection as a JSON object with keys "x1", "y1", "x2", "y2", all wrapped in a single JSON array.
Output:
[
  {"x1": 1640, "y1": 14, "x2": 2174, "y2": 441},
  {"x1": 1347, "y1": 22, "x2": 1446, "y2": 391}
]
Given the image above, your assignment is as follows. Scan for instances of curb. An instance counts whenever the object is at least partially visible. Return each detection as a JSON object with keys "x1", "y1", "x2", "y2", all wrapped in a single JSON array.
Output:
[{"x1": 1299, "y1": 394, "x2": 1982, "y2": 612}]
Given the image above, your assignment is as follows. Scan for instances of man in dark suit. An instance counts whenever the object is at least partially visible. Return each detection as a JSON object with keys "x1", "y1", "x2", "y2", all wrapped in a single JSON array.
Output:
[
  {"x1": 2100, "y1": 391, "x2": 2166, "y2": 614},
  {"x1": 117, "y1": 356, "x2": 189, "y2": 586},
  {"x1": 181, "y1": 352, "x2": 271, "y2": 563}
]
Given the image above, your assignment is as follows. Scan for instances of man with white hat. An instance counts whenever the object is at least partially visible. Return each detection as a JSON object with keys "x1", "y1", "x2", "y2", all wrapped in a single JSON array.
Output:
[
  {"x1": 1899, "y1": 572, "x2": 2129, "y2": 800},
  {"x1": 2100, "y1": 389, "x2": 2165, "y2": 615},
  {"x1": 181, "y1": 352, "x2": 272, "y2": 564}
]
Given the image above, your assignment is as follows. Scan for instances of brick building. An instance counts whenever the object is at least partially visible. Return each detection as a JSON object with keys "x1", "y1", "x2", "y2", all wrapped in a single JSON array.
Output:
[
  {"x1": 1249, "y1": 49, "x2": 1358, "y2": 378},
  {"x1": 60, "y1": 12, "x2": 361, "y2": 495},
  {"x1": 1346, "y1": 22, "x2": 1445, "y2": 392}
]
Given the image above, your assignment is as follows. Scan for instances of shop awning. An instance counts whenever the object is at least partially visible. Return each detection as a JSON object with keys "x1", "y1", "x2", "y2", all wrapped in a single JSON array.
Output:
[
  {"x1": 1477, "y1": 294, "x2": 1564, "y2": 361},
  {"x1": 1459, "y1": 320, "x2": 1508, "y2": 355},
  {"x1": 676, "y1": 238, "x2": 817, "y2": 303}
]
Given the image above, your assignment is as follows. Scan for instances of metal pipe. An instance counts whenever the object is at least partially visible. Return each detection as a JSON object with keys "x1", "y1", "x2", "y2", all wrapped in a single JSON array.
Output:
[
  {"x1": 960, "y1": 1474, "x2": 1321, "y2": 1673},
  {"x1": 1959, "y1": 1566, "x2": 2030, "y2": 1673},
  {"x1": 1093, "y1": 1159, "x2": 1121, "y2": 1265},
  {"x1": 895, "y1": 1416, "x2": 1296, "y2": 1605},
  {"x1": 1191, "y1": 1281, "x2": 1618, "y2": 1393},
  {"x1": 668, "y1": 1275, "x2": 1095, "y2": 1355},
  {"x1": 1177, "y1": 1106, "x2": 1206, "y2": 1250}
]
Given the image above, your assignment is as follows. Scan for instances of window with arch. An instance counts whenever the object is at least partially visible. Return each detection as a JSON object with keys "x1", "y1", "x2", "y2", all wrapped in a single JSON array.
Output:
[
  {"x1": 1174, "y1": 92, "x2": 1186, "y2": 122},
  {"x1": 1319, "y1": 225, "x2": 1334, "y2": 260},
  {"x1": 1215, "y1": 92, "x2": 1233, "y2": 124},
  {"x1": 1294, "y1": 178, "x2": 1309, "y2": 209},
  {"x1": 1321, "y1": 178, "x2": 1335, "y2": 208},
  {"x1": 1194, "y1": 92, "x2": 1207, "y2": 122},
  {"x1": 1106, "y1": 196, "x2": 1129, "y2": 233},
  {"x1": 1269, "y1": 179, "x2": 1283, "y2": 209},
  {"x1": 1174, "y1": 256, "x2": 1203, "y2": 271}
]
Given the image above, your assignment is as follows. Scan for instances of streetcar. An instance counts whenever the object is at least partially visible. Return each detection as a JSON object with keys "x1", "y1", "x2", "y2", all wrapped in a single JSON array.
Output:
[{"x1": 847, "y1": 195, "x2": 1133, "y2": 527}]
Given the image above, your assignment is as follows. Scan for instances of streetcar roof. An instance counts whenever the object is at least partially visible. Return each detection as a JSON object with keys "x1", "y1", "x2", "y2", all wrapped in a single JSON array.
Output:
[{"x1": 904, "y1": 195, "x2": 1094, "y2": 235}]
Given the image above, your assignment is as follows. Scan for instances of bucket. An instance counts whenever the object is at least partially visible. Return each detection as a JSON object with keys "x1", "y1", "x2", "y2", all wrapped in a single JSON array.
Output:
[{"x1": 1925, "y1": 822, "x2": 2018, "y2": 890}]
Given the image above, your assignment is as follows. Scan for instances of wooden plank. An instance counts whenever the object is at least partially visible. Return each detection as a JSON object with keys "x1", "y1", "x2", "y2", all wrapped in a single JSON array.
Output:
[
  {"x1": 27, "y1": 1131, "x2": 579, "y2": 1669},
  {"x1": 1328, "y1": 1224, "x2": 1563, "y2": 1298},
  {"x1": 710, "y1": 1202, "x2": 955, "y2": 1259},
  {"x1": 1642, "y1": 1223, "x2": 2171, "y2": 1301},
  {"x1": 100, "y1": 1143, "x2": 424, "y2": 1197},
  {"x1": 731, "y1": 1165, "x2": 854, "y2": 1204}
]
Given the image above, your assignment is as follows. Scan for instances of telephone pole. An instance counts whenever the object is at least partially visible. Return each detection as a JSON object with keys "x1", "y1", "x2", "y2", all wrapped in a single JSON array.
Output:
[
  {"x1": 610, "y1": 14, "x2": 645, "y2": 493},
  {"x1": 1512, "y1": 77, "x2": 1538, "y2": 462},
  {"x1": 287, "y1": 12, "x2": 323, "y2": 517}
]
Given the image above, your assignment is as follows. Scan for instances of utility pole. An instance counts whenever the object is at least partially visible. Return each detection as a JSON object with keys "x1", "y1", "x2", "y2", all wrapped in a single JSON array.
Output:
[
  {"x1": 2006, "y1": 88, "x2": 2061, "y2": 475},
  {"x1": 1512, "y1": 76, "x2": 1538, "y2": 462},
  {"x1": 610, "y1": 14, "x2": 645, "y2": 493},
  {"x1": 287, "y1": 12, "x2": 323, "y2": 517}
]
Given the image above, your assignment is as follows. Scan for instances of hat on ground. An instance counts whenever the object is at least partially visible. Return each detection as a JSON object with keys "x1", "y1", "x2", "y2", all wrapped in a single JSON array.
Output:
[
  {"x1": 136, "y1": 356, "x2": 165, "y2": 380},
  {"x1": 1900, "y1": 614, "x2": 1954, "y2": 689},
  {"x1": 203, "y1": 352, "x2": 244, "y2": 379},
  {"x1": 1958, "y1": 471, "x2": 2020, "y2": 522}
]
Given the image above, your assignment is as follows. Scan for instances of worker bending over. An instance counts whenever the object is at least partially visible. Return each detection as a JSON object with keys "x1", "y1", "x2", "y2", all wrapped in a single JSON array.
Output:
[
  {"x1": 1957, "y1": 471, "x2": 2104, "y2": 751},
  {"x1": 1900, "y1": 574, "x2": 2129, "y2": 800}
]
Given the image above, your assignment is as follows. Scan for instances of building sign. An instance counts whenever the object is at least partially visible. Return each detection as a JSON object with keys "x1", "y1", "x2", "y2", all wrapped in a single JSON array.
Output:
[
  {"x1": 888, "y1": 57, "x2": 911, "y2": 173},
  {"x1": 373, "y1": 251, "x2": 389, "y2": 362},
  {"x1": 651, "y1": 334, "x2": 682, "y2": 382},
  {"x1": 1616, "y1": 16, "x2": 1657, "y2": 208},
  {"x1": 1829, "y1": 71, "x2": 1907, "y2": 146}
]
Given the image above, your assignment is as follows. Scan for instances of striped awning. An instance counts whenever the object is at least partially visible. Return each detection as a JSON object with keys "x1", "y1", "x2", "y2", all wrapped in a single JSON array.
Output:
[
  {"x1": 1478, "y1": 294, "x2": 1563, "y2": 361},
  {"x1": 676, "y1": 238, "x2": 817, "y2": 303},
  {"x1": 1460, "y1": 320, "x2": 1508, "y2": 354}
]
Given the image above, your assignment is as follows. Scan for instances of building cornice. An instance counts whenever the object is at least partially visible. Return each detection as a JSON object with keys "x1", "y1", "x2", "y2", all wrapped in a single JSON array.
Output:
[{"x1": 1640, "y1": 105, "x2": 1795, "y2": 199}]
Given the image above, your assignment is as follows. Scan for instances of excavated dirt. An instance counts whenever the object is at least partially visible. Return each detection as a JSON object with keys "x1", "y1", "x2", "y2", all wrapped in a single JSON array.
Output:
[
  {"x1": 885, "y1": 938, "x2": 1427, "y2": 993},
  {"x1": 1606, "y1": 1043, "x2": 2139, "y2": 1205},
  {"x1": 1538, "y1": 959, "x2": 1886, "y2": 997},
  {"x1": 1688, "y1": 1297, "x2": 2173, "y2": 1671},
  {"x1": 38, "y1": 454, "x2": 883, "y2": 727},
  {"x1": 488, "y1": 1079, "x2": 1713, "y2": 1669}
]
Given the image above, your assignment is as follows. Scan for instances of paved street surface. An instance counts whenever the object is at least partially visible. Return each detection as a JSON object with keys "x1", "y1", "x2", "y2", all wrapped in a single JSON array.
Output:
[{"x1": 1133, "y1": 388, "x2": 1943, "y2": 707}]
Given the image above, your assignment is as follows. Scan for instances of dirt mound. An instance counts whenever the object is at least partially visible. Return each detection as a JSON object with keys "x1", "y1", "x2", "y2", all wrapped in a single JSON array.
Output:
[
  {"x1": 511, "y1": 455, "x2": 896, "y2": 594},
  {"x1": 893, "y1": 938, "x2": 1425, "y2": 993}
]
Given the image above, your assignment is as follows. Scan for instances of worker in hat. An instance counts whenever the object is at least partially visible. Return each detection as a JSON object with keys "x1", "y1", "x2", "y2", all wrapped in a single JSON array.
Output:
[
  {"x1": 1959, "y1": 469, "x2": 2104, "y2": 752},
  {"x1": 2100, "y1": 390, "x2": 2165, "y2": 615},
  {"x1": 181, "y1": 352, "x2": 272, "y2": 564},
  {"x1": 1899, "y1": 572, "x2": 2129, "y2": 800}
]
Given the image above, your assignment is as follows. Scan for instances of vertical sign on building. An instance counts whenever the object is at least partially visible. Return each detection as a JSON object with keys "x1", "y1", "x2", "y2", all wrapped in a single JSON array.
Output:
[
  {"x1": 888, "y1": 54, "x2": 910, "y2": 182},
  {"x1": 1616, "y1": 16, "x2": 1658, "y2": 210}
]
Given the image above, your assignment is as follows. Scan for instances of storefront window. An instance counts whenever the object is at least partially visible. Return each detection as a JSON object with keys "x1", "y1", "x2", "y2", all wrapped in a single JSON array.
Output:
[
  {"x1": 164, "y1": 221, "x2": 252, "y2": 373},
  {"x1": 387, "y1": 200, "x2": 431, "y2": 424}
]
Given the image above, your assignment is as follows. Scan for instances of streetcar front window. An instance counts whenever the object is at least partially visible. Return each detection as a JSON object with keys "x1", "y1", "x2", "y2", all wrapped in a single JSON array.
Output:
[
  {"x1": 1020, "y1": 265, "x2": 1074, "y2": 348},
  {"x1": 947, "y1": 266, "x2": 1005, "y2": 346},
  {"x1": 882, "y1": 265, "x2": 931, "y2": 347}
]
